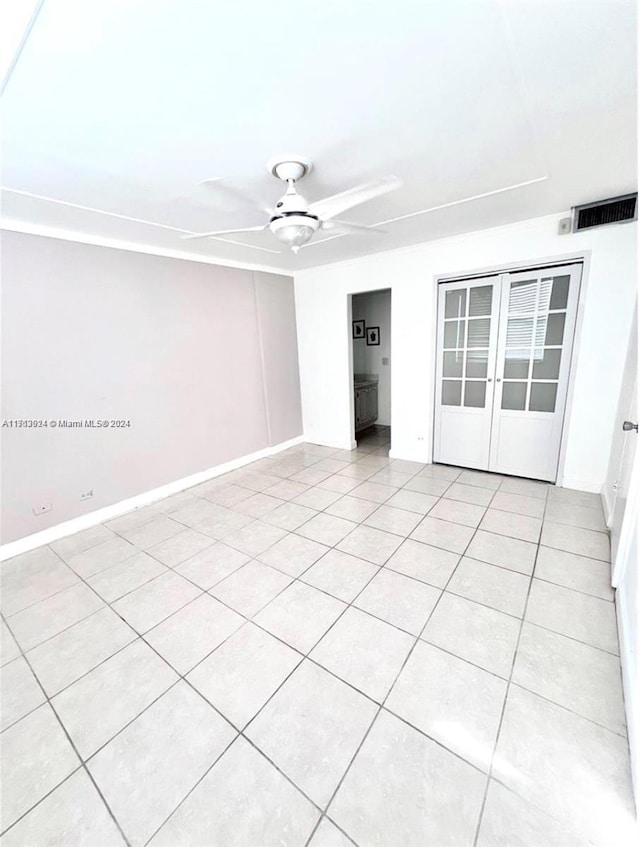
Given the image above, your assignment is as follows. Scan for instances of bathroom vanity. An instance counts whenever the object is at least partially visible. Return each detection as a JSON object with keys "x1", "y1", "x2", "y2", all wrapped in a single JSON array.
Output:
[{"x1": 354, "y1": 376, "x2": 379, "y2": 433}]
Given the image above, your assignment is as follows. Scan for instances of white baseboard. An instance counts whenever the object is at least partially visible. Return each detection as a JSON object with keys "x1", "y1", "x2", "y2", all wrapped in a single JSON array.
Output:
[
  {"x1": 0, "y1": 435, "x2": 303, "y2": 562},
  {"x1": 555, "y1": 477, "x2": 602, "y2": 494}
]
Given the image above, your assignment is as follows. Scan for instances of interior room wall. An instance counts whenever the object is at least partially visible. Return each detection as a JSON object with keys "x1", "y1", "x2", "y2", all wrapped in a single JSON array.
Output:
[
  {"x1": 352, "y1": 289, "x2": 391, "y2": 426},
  {"x1": 295, "y1": 213, "x2": 637, "y2": 492},
  {"x1": 0, "y1": 231, "x2": 302, "y2": 544}
]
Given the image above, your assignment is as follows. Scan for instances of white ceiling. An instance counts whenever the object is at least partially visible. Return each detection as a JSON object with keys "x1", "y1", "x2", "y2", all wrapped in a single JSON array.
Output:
[{"x1": 1, "y1": 0, "x2": 636, "y2": 273}]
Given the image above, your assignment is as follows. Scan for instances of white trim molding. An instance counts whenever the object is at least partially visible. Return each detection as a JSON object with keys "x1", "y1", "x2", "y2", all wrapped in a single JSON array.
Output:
[{"x1": 0, "y1": 435, "x2": 303, "y2": 562}]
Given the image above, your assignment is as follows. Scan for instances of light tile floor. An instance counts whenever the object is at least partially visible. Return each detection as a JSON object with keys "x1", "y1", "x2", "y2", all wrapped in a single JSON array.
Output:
[{"x1": 0, "y1": 425, "x2": 636, "y2": 846}]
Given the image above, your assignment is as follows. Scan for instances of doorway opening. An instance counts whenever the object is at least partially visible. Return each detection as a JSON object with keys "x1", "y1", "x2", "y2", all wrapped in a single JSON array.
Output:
[{"x1": 351, "y1": 289, "x2": 391, "y2": 452}]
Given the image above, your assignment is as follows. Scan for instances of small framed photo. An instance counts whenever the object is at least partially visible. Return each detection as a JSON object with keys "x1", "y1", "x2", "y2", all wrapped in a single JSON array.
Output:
[
  {"x1": 366, "y1": 326, "x2": 380, "y2": 346},
  {"x1": 352, "y1": 320, "x2": 365, "y2": 340}
]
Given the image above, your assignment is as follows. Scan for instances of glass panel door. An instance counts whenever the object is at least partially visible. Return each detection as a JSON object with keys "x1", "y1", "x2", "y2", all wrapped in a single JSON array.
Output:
[
  {"x1": 434, "y1": 277, "x2": 500, "y2": 470},
  {"x1": 489, "y1": 264, "x2": 583, "y2": 481}
]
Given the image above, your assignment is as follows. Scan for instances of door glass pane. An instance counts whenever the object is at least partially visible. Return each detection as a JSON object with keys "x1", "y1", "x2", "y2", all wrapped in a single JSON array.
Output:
[
  {"x1": 444, "y1": 320, "x2": 465, "y2": 348},
  {"x1": 464, "y1": 382, "x2": 486, "y2": 408},
  {"x1": 506, "y1": 317, "x2": 534, "y2": 348},
  {"x1": 532, "y1": 348, "x2": 561, "y2": 380},
  {"x1": 442, "y1": 380, "x2": 462, "y2": 406},
  {"x1": 469, "y1": 285, "x2": 492, "y2": 316},
  {"x1": 445, "y1": 289, "x2": 466, "y2": 318},
  {"x1": 544, "y1": 313, "x2": 566, "y2": 345},
  {"x1": 466, "y1": 350, "x2": 488, "y2": 378},
  {"x1": 502, "y1": 382, "x2": 527, "y2": 410},
  {"x1": 443, "y1": 351, "x2": 463, "y2": 377},
  {"x1": 549, "y1": 275, "x2": 570, "y2": 309},
  {"x1": 504, "y1": 350, "x2": 530, "y2": 379},
  {"x1": 530, "y1": 382, "x2": 558, "y2": 412},
  {"x1": 509, "y1": 280, "x2": 537, "y2": 313},
  {"x1": 468, "y1": 318, "x2": 490, "y2": 347}
]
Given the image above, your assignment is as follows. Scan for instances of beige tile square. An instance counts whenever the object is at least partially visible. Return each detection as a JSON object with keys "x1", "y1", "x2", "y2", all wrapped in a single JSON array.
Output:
[
  {"x1": 233, "y1": 493, "x2": 286, "y2": 518},
  {"x1": 526, "y1": 579, "x2": 619, "y2": 654},
  {"x1": 66, "y1": 537, "x2": 138, "y2": 578},
  {"x1": 8, "y1": 582, "x2": 105, "y2": 651},
  {"x1": 477, "y1": 780, "x2": 588, "y2": 847},
  {"x1": 404, "y1": 475, "x2": 452, "y2": 496},
  {"x1": 258, "y1": 533, "x2": 329, "y2": 577},
  {"x1": 364, "y1": 504, "x2": 422, "y2": 537},
  {"x1": 534, "y1": 545, "x2": 614, "y2": 600},
  {"x1": 385, "y1": 539, "x2": 460, "y2": 588},
  {"x1": 422, "y1": 593, "x2": 520, "y2": 678},
  {"x1": 355, "y1": 569, "x2": 440, "y2": 635},
  {"x1": 337, "y1": 525, "x2": 403, "y2": 565},
  {"x1": 329, "y1": 710, "x2": 485, "y2": 847},
  {"x1": 87, "y1": 552, "x2": 168, "y2": 602},
  {"x1": 296, "y1": 513, "x2": 358, "y2": 546},
  {"x1": 146, "y1": 529, "x2": 213, "y2": 566},
  {"x1": 499, "y1": 477, "x2": 549, "y2": 499},
  {"x1": 311, "y1": 607, "x2": 413, "y2": 702},
  {"x1": 292, "y1": 487, "x2": 342, "y2": 511},
  {"x1": 429, "y1": 497, "x2": 486, "y2": 528},
  {"x1": 513, "y1": 622, "x2": 626, "y2": 733},
  {"x1": 112, "y1": 572, "x2": 201, "y2": 634},
  {"x1": 145, "y1": 594, "x2": 244, "y2": 674},
  {"x1": 545, "y1": 501, "x2": 608, "y2": 532},
  {"x1": 386, "y1": 641, "x2": 507, "y2": 771},
  {"x1": 27, "y1": 607, "x2": 136, "y2": 696},
  {"x1": 246, "y1": 661, "x2": 377, "y2": 806},
  {"x1": 209, "y1": 561, "x2": 292, "y2": 617},
  {"x1": 541, "y1": 521, "x2": 610, "y2": 561},
  {"x1": 188, "y1": 623, "x2": 302, "y2": 728},
  {"x1": 0, "y1": 704, "x2": 79, "y2": 830},
  {"x1": 490, "y1": 490, "x2": 546, "y2": 519},
  {"x1": 118, "y1": 516, "x2": 185, "y2": 550},
  {"x1": 254, "y1": 581, "x2": 346, "y2": 653},
  {"x1": 148, "y1": 738, "x2": 319, "y2": 846},
  {"x1": 0, "y1": 769, "x2": 126, "y2": 847},
  {"x1": 52, "y1": 640, "x2": 177, "y2": 758},
  {"x1": 466, "y1": 530, "x2": 537, "y2": 574},
  {"x1": 326, "y1": 494, "x2": 379, "y2": 522},
  {"x1": 410, "y1": 516, "x2": 475, "y2": 554},
  {"x1": 317, "y1": 474, "x2": 362, "y2": 494},
  {"x1": 349, "y1": 480, "x2": 397, "y2": 503},
  {"x1": 444, "y1": 482, "x2": 495, "y2": 507},
  {"x1": 195, "y1": 509, "x2": 253, "y2": 540},
  {"x1": 480, "y1": 509, "x2": 542, "y2": 543},
  {"x1": 1, "y1": 657, "x2": 45, "y2": 731},
  {"x1": 50, "y1": 525, "x2": 116, "y2": 559},
  {"x1": 175, "y1": 542, "x2": 249, "y2": 589},
  {"x1": 0, "y1": 620, "x2": 20, "y2": 666},
  {"x1": 494, "y1": 686, "x2": 635, "y2": 847},
  {"x1": 222, "y1": 520, "x2": 288, "y2": 557},
  {"x1": 301, "y1": 549, "x2": 378, "y2": 603},
  {"x1": 261, "y1": 501, "x2": 317, "y2": 530},
  {"x1": 386, "y1": 489, "x2": 439, "y2": 514},
  {"x1": 447, "y1": 557, "x2": 530, "y2": 617},
  {"x1": 88, "y1": 682, "x2": 235, "y2": 847},
  {"x1": 456, "y1": 470, "x2": 502, "y2": 490}
]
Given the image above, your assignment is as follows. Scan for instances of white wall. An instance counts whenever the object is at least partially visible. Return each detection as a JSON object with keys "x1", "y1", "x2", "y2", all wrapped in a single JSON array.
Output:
[
  {"x1": 1, "y1": 232, "x2": 302, "y2": 544},
  {"x1": 352, "y1": 290, "x2": 391, "y2": 426},
  {"x1": 295, "y1": 213, "x2": 637, "y2": 491}
]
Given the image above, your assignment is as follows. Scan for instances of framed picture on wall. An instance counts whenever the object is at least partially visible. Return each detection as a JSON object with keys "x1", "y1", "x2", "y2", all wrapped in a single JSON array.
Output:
[
  {"x1": 366, "y1": 326, "x2": 380, "y2": 346},
  {"x1": 352, "y1": 320, "x2": 365, "y2": 339}
]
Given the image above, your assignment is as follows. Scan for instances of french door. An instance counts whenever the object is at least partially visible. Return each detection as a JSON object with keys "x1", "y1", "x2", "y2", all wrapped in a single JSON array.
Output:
[{"x1": 433, "y1": 263, "x2": 582, "y2": 482}]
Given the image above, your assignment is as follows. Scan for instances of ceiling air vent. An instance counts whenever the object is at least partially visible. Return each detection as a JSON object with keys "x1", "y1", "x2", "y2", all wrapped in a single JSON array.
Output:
[{"x1": 573, "y1": 193, "x2": 637, "y2": 232}]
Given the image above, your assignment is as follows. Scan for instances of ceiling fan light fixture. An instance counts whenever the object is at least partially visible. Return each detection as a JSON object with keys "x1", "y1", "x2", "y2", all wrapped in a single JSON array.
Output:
[{"x1": 269, "y1": 214, "x2": 319, "y2": 251}]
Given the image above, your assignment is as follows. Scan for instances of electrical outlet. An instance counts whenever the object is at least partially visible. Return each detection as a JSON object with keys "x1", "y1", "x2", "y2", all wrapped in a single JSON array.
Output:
[
  {"x1": 32, "y1": 503, "x2": 52, "y2": 516},
  {"x1": 80, "y1": 490, "x2": 94, "y2": 501},
  {"x1": 382, "y1": 357, "x2": 390, "y2": 366}
]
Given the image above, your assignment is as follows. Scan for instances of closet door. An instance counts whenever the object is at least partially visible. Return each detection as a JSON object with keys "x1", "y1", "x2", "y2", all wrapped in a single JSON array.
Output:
[
  {"x1": 433, "y1": 277, "x2": 500, "y2": 470},
  {"x1": 488, "y1": 264, "x2": 582, "y2": 481}
]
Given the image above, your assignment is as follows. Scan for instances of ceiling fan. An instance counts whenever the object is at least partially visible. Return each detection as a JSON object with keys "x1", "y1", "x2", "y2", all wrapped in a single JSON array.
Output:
[{"x1": 182, "y1": 158, "x2": 402, "y2": 253}]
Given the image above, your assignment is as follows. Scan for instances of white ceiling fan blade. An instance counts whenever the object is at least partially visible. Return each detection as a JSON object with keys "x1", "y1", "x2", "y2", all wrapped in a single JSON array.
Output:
[
  {"x1": 200, "y1": 179, "x2": 272, "y2": 215},
  {"x1": 322, "y1": 219, "x2": 386, "y2": 235},
  {"x1": 181, "y1": 224, "x2": 267, "y2": 241},
  {"x1": 308, "y1": 175, "x2": 401, "y2": 220}
]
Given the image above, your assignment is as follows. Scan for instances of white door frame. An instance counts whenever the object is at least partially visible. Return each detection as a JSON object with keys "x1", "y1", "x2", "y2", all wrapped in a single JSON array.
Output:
[{"x1": 433, "y1": 252, "x2": 590, "y2": 483}]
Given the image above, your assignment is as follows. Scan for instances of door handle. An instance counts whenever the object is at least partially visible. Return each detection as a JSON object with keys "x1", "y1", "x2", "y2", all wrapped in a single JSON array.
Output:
[
  {"x1": 487, "y1": 378, "x2": 493, "y2": 383},
  {"x1": 622, "y1": 421, "x2": 638, "y2": 432}
]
